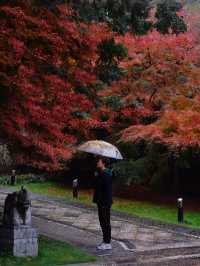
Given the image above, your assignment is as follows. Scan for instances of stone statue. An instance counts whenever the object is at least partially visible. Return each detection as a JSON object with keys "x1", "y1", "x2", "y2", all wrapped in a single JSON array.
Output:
[
  {"x1": 3, "y1": 187, "x2": 32, "y2": 227},
  {"x1": 0, "y1": 187, "x2": 38, "y2": 257}
]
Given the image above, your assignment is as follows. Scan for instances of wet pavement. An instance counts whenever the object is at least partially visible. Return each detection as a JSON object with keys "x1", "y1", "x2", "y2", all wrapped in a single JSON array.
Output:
[{"x1": 1, "y1": 189, "x2": 200, "y2": 265}]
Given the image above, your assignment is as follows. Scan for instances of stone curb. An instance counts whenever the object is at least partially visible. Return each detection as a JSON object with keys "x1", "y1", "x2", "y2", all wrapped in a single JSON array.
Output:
[
  {"x1": 64, "y1": 263, "x2": 117, "y2": 266},
  {"x1": 134, "y1": 253, "x2": 200, "y2": 266}
]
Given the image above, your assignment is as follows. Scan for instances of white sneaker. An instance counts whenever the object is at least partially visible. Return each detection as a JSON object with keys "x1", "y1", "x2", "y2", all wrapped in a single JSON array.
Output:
[
  {"x1": 96, "y1": 242, "x2": 112, "y2": 250},
  {"x1": 97, "y1": 241, "x2": 103, "y2": 248}
]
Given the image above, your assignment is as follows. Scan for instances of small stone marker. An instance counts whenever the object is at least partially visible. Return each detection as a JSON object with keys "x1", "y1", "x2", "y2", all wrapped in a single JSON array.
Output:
[
  {"x1": 177, "y1": 198, "x2": 184, "y2": 223},
  {"x1": 73, "y1": 178, "x2": 78, "y2": 198},
  {"x1": 10, "y1": 169, "x2": 16, "y2": 185},
  {"x1": 0, "y1": 187, "x2": 38, "y2": 256}
]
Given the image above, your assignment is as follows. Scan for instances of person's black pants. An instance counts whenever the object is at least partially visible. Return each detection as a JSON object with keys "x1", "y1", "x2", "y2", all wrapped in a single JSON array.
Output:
[{"x1": 97, "y1": 204, "x2": 111, "y2": 244}]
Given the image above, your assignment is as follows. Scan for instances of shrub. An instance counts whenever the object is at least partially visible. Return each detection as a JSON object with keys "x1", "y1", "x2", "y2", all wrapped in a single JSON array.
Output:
[
  {"x1": 0, "y1": 174, "x2": 45, "y2": 185},
  {"x1": 113, "y1": 157, "x2": 148, "y2": 186}
]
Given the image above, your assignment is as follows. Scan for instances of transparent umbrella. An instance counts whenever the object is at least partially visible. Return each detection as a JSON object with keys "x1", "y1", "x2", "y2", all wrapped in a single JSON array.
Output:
[{"x1": 77, "y1": 140, "x2": 123, "y2": 160}]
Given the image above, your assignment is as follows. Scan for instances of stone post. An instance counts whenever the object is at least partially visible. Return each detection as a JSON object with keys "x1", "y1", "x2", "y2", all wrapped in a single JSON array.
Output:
[{"x1": 0, "y1": 188, "x2": 38, "y2": 257}]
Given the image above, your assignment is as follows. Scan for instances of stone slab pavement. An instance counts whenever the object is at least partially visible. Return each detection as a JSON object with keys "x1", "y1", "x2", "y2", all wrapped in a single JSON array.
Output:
[{"x1": 1, "y1": 188, "x2": 200, "y2": 265}]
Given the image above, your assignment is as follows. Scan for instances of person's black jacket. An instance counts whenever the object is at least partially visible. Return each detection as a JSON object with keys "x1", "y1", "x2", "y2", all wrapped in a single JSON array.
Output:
[{"x1": 93, "y1": 168, "x2": 113, "y2": 206}]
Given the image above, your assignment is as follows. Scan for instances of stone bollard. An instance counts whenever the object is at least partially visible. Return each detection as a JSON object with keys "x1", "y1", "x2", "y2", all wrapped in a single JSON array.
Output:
[
  {"x1": 177, "y1": 198, "x2": 184, "y2": 223},
  {"x1": 0, "y1": 187, "x2": 38, "y2": 257},
  {"x1": 10, "y1": 169, "x2": 16, "y2": 186},
  {"x1": 72, "y1": 178, "x2": 78, "y2": 198}
]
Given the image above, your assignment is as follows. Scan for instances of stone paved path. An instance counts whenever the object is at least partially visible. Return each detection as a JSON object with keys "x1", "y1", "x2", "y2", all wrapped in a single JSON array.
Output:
[{"x1": 1, "y1": 189, "x2": 200, "y2": 265}]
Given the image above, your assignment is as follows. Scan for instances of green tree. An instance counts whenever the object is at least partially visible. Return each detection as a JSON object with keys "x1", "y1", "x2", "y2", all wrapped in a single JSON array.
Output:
[
  {"x1": 105, "y1": 0, "x2": 131, "y2": 34},
  {"x1": 67, "y1": 0, "x2": 154, "y2": 35},
  {"x1": 96, "y1": 38, "x2": 128, "y2": 84},
  {"x1": 131, "y1": 0, "x2": 153, "y2": 35},
  {"x1": 155, "y1": 0, "x2": 187, "y2": 34}
]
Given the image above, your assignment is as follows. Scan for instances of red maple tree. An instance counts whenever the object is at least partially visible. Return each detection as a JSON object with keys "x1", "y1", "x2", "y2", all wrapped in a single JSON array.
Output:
[
  {"x1": 0, "y1": 1, "x2": 112, "y2": 170},
  {"x1": 2, "y1": 0, "x2": 200, "y2": 171},
  {"x1": 115, "y1": 29, "x2": 200, "y2": 150}
]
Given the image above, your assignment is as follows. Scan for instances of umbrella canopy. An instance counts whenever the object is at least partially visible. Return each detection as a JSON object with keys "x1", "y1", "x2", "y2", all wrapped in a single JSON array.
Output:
[{"x1": 77, "y1": 140, "x2": 123, "y2": 160}]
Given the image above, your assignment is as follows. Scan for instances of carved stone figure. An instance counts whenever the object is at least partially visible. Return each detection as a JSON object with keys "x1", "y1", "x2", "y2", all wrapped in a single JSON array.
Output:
[
  {"x1": 3, "y1": 187, "x2": 32, "y2": 227},
  {"x1": 0, "y1": 187, "x2": 38, "y2": 257}
]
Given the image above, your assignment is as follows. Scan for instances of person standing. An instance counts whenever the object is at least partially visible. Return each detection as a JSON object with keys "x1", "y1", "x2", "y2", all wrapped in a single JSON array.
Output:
[{"x1": 93, "y1": 157, "x2": 113, "y2": 250}]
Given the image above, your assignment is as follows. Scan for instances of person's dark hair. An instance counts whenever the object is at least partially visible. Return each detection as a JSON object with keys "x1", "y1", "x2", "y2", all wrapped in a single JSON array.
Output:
[{"x1": 101, "y1": 157, "x2": 111, "y2": 168}]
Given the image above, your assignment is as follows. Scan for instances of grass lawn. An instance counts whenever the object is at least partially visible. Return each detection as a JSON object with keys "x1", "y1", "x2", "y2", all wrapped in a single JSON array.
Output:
[
  {"x1": 0, "y1": 236, "x2": 96, "y2": 266},
  {"x1": 2, "y1": 181, "x2": 200, "y2": 230}
]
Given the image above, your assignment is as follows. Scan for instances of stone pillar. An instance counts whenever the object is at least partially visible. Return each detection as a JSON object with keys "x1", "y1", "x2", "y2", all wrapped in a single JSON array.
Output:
[
  {"x1": 0, "y1": 187, "x2": 38, "y2": 257},
  {"x1": 0, "y1": 226, "x2": 38, "y2": 257}
]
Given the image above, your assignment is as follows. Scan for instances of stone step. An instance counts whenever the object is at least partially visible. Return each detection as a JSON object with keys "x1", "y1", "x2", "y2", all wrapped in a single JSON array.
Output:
[
  {"x1": 136, "y1": 253, "x2": 200, "y2": 266},
  {"x1": 137, "y1": 244, "x2": 200, "y2": 259},
  {"x1": 112, "y1": 245, "x2": 200, "y2": 265}
]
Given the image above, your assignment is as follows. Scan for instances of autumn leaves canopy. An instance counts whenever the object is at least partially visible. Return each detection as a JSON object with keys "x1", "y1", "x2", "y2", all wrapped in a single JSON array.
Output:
[{"x1": 0, "y1": 0, "x2": 199, "y2": 170}]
